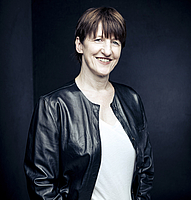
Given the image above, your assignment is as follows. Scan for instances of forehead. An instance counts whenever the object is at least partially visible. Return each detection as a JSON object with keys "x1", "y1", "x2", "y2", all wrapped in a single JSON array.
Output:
[{"x1": 89, "y1": 22, "x2": 116, "y2": 39}]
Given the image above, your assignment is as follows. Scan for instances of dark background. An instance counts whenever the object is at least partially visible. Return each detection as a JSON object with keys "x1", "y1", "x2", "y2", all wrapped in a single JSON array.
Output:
[{"x1": 0, "y1": 0, "x2": 191, "y2": 199}]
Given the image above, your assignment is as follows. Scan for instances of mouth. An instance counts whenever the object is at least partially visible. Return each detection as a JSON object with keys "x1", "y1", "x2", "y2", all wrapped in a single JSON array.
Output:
[{"x1": 96, "y1": 57, "x2": 112, "y2": 63}]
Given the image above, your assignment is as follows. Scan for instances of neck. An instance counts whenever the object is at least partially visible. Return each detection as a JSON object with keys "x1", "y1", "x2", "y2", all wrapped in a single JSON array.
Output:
[{"x1": 75, "y1": 69, "x2": 111, "y2": 92}]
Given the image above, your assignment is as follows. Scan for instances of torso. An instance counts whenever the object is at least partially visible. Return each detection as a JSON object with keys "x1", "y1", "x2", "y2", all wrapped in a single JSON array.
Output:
[{"x1": 91, "y1": 119, "x2": 135, "y2": 200}]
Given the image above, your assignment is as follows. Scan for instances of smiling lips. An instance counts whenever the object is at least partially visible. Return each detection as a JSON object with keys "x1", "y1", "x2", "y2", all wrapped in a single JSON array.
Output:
[{"x1": 96, "y1": 57, "x2": 112, "y2": 63}]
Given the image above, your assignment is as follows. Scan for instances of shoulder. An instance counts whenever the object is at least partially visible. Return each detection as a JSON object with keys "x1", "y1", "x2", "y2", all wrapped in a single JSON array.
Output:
[
  {"x1": 33, "y1": 80, "x2": 80, "y2": 121},
  {"x1": 36, "y1": 80, "x2": 79, "y2": 111},
  {"x1": 40, "y1": 80, "x2": 77, "y2": 102},
  {"x1": 112, "y1": 81, "x2": 141, "y2": 104},
  {"x1": 112, "y1": 81, "x2": 146, "y2": 127}
]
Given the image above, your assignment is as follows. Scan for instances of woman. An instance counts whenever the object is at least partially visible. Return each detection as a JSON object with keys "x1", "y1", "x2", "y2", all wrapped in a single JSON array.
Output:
[{"x1": 24, "y1": 7, "x2": 154, "y2": 200}]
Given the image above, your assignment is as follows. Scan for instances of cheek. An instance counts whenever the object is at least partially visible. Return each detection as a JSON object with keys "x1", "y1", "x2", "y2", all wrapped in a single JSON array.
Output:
[
  {"x1": 84, "y1": 46, "x2": 97, "y2": 58},
  {"x1": 114, "y1": 49, "x2": 121, "y2": 59},
  {"x1": 115, "y1": 52, "x2": 121, "y2": 59}
]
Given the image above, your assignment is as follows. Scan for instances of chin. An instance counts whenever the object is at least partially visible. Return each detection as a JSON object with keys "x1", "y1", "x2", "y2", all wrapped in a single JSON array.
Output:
[{"x1": 96, "y1": 70, "x2": 111, "y2": 77}]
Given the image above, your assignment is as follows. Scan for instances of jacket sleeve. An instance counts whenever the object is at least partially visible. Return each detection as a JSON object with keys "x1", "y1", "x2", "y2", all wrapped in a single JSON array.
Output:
[
  {"x1": 24, "y1": 97, "x2": 68, "y2": 199},
  {"x1": 137, "y1": 98, "x2": 154, "y2": 200},
  {"x1": 137, "y1": 133, "x2": 154, "y2": 200}
]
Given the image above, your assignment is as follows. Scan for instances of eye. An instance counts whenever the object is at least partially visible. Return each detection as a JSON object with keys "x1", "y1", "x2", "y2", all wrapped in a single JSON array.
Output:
[
  {"x1": 112, "y1": 40, "x2": 120, "y2": 46},
  {"x1": 94, "y1": 38, "x2": 103, "y2": 42}
]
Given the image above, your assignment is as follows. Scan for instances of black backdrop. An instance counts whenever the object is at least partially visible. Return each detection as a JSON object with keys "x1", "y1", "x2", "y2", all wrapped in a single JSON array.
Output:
[
  {"x1": 0, "y1": 0, "x2": 33, "y2": 199},
  {"x1": 1, "y1": 0, "x2": 191, "y2": 199}
]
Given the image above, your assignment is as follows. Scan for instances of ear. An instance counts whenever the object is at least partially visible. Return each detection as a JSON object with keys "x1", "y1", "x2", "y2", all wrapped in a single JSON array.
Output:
[{"x1": 75, "y1": 36, "x2": 83, "y2": 54}]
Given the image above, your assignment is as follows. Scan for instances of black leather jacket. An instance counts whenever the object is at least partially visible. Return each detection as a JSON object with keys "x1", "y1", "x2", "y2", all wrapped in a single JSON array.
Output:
[{"x1": 24, "y1": 80, "x2": 154, "y2": 200}]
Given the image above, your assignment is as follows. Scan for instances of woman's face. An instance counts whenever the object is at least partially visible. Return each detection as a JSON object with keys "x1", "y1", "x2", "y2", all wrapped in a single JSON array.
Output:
[{"x1": 75, "y1": 23, "x2": 122, "y2": 78}]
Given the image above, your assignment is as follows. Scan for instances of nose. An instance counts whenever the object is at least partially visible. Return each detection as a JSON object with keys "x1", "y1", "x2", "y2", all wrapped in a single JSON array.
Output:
[{"x1": 101, "y1": 40, "x2": 112, "y2": 56}]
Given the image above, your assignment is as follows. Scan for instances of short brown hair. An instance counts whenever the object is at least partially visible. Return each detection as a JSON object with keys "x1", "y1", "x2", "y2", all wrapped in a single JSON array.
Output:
[{"x1": 75, "y1": 7, "x2": 126, "y2": 64}]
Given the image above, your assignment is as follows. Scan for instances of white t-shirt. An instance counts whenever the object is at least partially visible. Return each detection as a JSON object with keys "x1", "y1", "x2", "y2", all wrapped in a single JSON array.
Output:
[{"x1": 91, "y1": 119, "x2": 136, "y2": 200}]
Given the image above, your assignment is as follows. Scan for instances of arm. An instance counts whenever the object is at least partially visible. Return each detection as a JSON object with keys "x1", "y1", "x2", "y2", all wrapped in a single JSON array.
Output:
[
  {"x1": 137, "y1": 132, "x2": 154, "y2": 200},
  {"x1": 137, "y1": 99, "x2": 154, "y2": 200},
  {"x1": 24, "y1": 97, "x2": 68, "y2": 199}
]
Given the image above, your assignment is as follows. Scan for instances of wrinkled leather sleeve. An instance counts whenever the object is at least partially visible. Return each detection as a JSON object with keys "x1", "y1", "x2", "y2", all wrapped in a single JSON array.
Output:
[
  {"x1": 24, "y1": 97, "x2": 67, "y2": 199},
  {"x1": 137, "y1": 135, "x2": 154, "y2": 200},
  {"x1": 137, "y1": 97, "x2": 154, "y2": 200}
]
